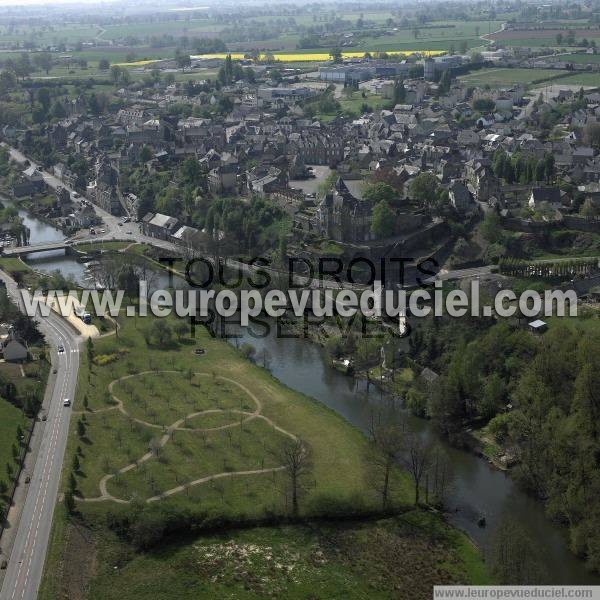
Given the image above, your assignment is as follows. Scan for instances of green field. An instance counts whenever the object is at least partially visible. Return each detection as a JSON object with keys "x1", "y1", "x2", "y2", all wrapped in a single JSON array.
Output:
[
  {"x1": 0, "y1": 25, "x2": 100, "y2": 46},
  {"x1": 60, "y1": 312, "x2": 410, "y2": 509},
  {"x1": 77, "y1": 512, "x2": 489, "y2": 600},
  {"x1": 458, "y1": 67, "x2": 568, "y2": 88},
  {"x1": 0, "y1": 16, "x2": 502, "y2": 56},
  {"x1": 552, "y1": 72, "x2": 600, "y2": 87},
  {"x1": 560, "y1": 53, "x2": 600, "y2": 64}
]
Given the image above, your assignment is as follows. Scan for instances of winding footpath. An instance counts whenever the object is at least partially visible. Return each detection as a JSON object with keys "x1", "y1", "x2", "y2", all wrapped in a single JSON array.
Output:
[{"x1": 75, "y1": 371, "x2": 296, "y2": 504}]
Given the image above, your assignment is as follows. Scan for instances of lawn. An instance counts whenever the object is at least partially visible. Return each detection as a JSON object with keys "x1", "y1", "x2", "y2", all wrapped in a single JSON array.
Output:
[
  {"x1": 552, "y1": 72, "x2": 600, "y2": 87},
  {"x1": 458, "y1": 67, "x2": 568, "y2": 88},
  {"x1": 560, "y1": 53, "x2": 600, "y2": 64},
  {"x1": 60, "y1": 312, "x2": 413, "y2": 511},
  {"x1": 75, "y1": 241, "x2": 139, "y2": 254},
  {"x1": 0, "y1": 256, "x2": 41, "y2": 288},
  {"x1": 339, "y1": 91, "x2": 393, "y2": 114}
]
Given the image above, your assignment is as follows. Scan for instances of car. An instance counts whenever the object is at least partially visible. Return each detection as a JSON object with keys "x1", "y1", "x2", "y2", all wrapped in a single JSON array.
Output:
[
  {"x1": 53, "y1": 368, "x2": 57, "y2": 374},
  {"x1": 118, "y1": 222, "x2": 123, "y2": 226},
  {"x1": 98, "y1": 229, "x2": 106, "y2": 234},
  {"x1": 63, "y1": 398, "x2": 71, "y2": 407},
  {"x1": 58, "y1": 345, "x2": 64, "y2": 353},
  {"x1": 41, "y1": 414, "x2": 47, "y2": 422},
  {"x1": 126, "y1": 231, "x2": 132, "y2": 235}
]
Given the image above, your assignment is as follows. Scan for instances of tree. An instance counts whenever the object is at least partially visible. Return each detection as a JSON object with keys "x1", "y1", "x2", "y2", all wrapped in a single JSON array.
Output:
[
  {"x1": 139, "y1": 145, "x2": 153, "y2": 163},
  {"x1": 37, "y1": 87, "x2": 51, "y2": 114},
  {"x1": 64, "y1": 491, "x2": 76, "y2": 514},
  {"x1": 404, "y1": 432, "x2": 433, "y2": 505},
  {"x1": 581, "y1": 198, "x2": 599, "y2": 219},
  {"x1": 371, "y1": 200, "x2": 396, "y2": 239},
  {"x1": 409, "y1": 172, "x2": 439, "y2": 208},
  {"x1": 438, "y1": 70, "x2": 451, "y2": 94},
  {"x1": 175, "y1": 49, "x2": 191, "y2": 72},
  {"x1": 479, "y1": 373, "x2": 506, "y2": 420},
  {"x1": 174, "y1": 320, "x2": 188, "y2": 341},
  {"x1": 180, "y1": 156, "x2": 202, "y2": 185},
  {"x1": 480, "y1": 211, "x2": 504, "y2": 245},
  {"x1": 329, "y1": 47, "x2": 342, "y2": 63},
  {"x1": 13, "y1": 54, "x2": 32, "y2": 80},
  {"x1": 277, "y1": 438, "x2": 312, "y2": 517},
  {"x1": 363, "y1": 182, "x2": 397, "y2": 205},
  {"x1": 87, "y1": 93, "x2": 101, "y2": 115},
  {"x1": 239, "y1": 342, "x2": 256, "y2": 361},
  {"x1": 77, "y1": 419, "x2": 86, "y2": 439},
  {"x1": 488, "y1": 517, "x2": 546, "y2": 584},
  {"x1": 50, "y1": 101, "x2": 66, "y2": 119},
  {"x1": 150, "y1": 320, "x2": 173, "y2": 346},
  {"x1": 110, "y1": 65, "x2": 123, "y2": 84},
  {"x1": 33, "y1": 52, "x2": 52, "y2": 75},
  {"x1": 370, "y1": 415, "x2": 404, "y2": 509},
  {"x1": 543, "y1": 153, "x2": 555, "y2": 183},
  {"x1": 99, "y1": 59, "x2": 110, "y2": 70},
  {"x1": 0, "y1": 70, "x2": 17, "y2": 97},
  {"x1": 583, "y1": 122, "x2": 600, "y2": 148},
  {"x1": 473, "y1": 98, "x2": 495, "y2": 112},
  {"x1": 86, "y1": 337, "x2": 94, "y2": 365}
]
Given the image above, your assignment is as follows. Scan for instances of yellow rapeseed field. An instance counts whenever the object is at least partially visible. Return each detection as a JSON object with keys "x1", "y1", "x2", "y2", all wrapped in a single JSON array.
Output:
[
  {"x1": 191, "y1": 50, "x2": 446, "y2": 61},
  {"x1": 115, "y1": 49, "x2": 445, "y2": 67}
]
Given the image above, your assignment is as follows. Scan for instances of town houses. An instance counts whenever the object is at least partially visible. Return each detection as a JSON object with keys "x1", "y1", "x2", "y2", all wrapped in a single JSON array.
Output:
[{"x1": 3, "y1": 52, "x2": 600, "y2": 281}]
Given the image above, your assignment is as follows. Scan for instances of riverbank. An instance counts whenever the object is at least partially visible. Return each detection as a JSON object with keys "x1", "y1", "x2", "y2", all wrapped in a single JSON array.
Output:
[
  {"x1": 5, "y1": 202, "x2": 596, "y2": 584},
  {"x1": 38, "y1": 309, "x2": 490, "y2": 599}
]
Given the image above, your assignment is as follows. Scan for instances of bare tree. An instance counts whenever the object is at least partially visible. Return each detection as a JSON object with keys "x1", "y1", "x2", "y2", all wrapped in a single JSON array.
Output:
[
  {"x1": 488, "y1": 516, "x2": 546, "y2": 584},
  {"x1": 96, "y1": 253, "x2": 125, "y2": 290},
  {"x1": 404, "y1": 432, "x2": 433, "y2": 506},
  {"x1": 428, "y1": 444, "x2": 454, "y2": 507},
  {"x1": 277, "y1": 438, "x2": 312, "y2": 517},
  {"x1": 369, "y1": 414, "x2": 404, "y2": 509},
  {"x1": 260, "y1": 348, "x2": 271, "y2": 369}
]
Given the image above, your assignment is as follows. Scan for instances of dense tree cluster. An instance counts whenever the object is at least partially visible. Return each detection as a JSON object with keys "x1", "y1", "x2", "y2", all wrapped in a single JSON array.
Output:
[
  {"x1": 407, "y1": 317, "x2": 600, "y2": 572},
  {"x1": 492, "y1": 149, "x2": 555, "y2": 185}
]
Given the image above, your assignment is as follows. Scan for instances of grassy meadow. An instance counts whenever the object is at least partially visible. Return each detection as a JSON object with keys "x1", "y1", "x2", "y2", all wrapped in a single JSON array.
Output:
[
  {"x1": 81, "y1": 512, "x2": 489, "y2": 600},
  {"x1": 60, "y1": 311, "x2": 413, "y2": 512},
  {"x1": 38, "y1": 308, "x2": 489, "y2": 598}
]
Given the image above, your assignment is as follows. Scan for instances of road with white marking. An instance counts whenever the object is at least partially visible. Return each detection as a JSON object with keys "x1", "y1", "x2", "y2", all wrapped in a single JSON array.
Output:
[{"x1": 0, "y1": 272, "x2": 80, "y2": 600}]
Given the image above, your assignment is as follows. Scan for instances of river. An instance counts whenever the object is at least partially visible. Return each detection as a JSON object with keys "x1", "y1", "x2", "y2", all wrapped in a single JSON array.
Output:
[{"x1": 4, "y1": 201, "x2": 597, "y2": 584}]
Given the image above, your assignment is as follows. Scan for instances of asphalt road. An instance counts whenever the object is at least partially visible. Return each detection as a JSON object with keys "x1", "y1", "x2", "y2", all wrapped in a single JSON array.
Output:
[{"x1": 0, "y1": 274, "x2": 81, "y2": 600}]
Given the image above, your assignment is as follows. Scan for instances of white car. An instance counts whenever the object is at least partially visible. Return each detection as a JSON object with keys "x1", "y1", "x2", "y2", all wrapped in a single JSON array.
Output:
[{"x1": 63, "y1": 398, "x2": 71, "y2": 407}]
